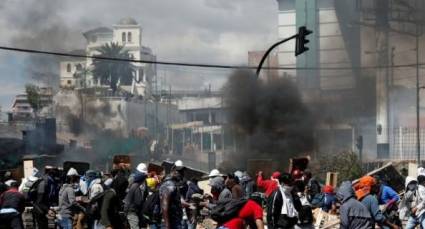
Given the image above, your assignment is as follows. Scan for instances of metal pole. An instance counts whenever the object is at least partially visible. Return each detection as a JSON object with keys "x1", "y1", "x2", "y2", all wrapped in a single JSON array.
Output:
[
  {"x1": 256, "y1": 34, "x2": 298, "y2": 77},
  {"x1": 417, "y1": 22, "x2": 421, "y2": 166}
]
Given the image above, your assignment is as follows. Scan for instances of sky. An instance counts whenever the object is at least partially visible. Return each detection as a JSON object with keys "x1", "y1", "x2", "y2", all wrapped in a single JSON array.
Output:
[{"x1": 0, "y1": 0, "x2": 278, "y2": 110}]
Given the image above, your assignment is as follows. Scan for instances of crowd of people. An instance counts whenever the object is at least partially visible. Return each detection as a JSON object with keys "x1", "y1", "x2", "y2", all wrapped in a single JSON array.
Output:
[{"x1": 0, "y1": 160, "x2": 423, "y2": 229}]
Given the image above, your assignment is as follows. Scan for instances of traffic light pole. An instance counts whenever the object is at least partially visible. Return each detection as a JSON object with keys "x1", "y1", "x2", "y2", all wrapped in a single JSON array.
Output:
[
  {"x1": 256, "y1": 26, "x2": 312, "y2": 78},
  {"x1": 256, "y1": 34, "x2": 298, "y2": 77}
]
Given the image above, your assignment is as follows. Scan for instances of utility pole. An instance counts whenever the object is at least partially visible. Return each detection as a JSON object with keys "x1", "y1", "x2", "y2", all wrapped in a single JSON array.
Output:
[{"x1": 417, "y1": 20, "x2": 421, "y2": 166}]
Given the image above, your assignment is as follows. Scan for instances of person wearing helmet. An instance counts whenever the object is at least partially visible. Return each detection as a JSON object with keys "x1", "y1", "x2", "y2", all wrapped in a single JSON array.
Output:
[
  {"x1": 356, "y1": 176, "x2": 399, "y2": 229},
  {"x1": 124, "y1": 163, "x2": 149, "y2": 229},
  {"x1": 57, "y1": 168, "x2": 81, "y2": 229}
]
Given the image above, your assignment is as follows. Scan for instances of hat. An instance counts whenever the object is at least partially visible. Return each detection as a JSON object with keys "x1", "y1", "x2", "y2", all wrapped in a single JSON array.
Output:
[
  {"x1": 234, "y1": 171, "x2": 243, "y2": 179},
  {"x1": 355, "y1": 176, "x2": 376, "y2": 200},
  {"x1": 209, "y1": 176, "x2": 225, "y2": 187},
  {"x1": 136, "y1": 163, "x2": 148, "y2": 174},
  {"x1": 104, "y1": 178, "x2": 113, "y2": 188},
  {"x1": 146, "y1": 177, "x2": 158, "y2": 190},
  {"x1": 173, "y1": 160, "x2": 184, "y2": 171},
  {"x1": 419, "y1": 167, "x2": 425, "y2": 177},
  {"x1": 67, "y1": 167, "x2": 79, "y2": 176},
  {"x1": 209, "y1": 169, "x2": 223, "y2": 178},
  {"x1": 323, "y1": 185, "x2": 334, "y2": 194},
  {"x1": 5, "y1": 179, "x2": 16, "y2": 187},
  {"x1": 272, "y1": 171, "x2": 281, "y2": 179}
]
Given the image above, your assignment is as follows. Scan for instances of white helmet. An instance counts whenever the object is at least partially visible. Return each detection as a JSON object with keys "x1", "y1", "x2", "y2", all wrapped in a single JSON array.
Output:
[
  {"x1": 209, "y1": 169, "x2": 223, "y2": 178},
  {"x1": 66, "y1": 167, "x2": 79, "y2": 176},
  {"x1": 136, "y1": 163, "x2": 148, "y2": 174}
]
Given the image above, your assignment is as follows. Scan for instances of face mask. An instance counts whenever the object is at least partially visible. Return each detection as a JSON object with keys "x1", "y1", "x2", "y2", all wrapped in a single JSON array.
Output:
[{"x1": 408, "y1": 183, "x2": 417, "y2": 191}]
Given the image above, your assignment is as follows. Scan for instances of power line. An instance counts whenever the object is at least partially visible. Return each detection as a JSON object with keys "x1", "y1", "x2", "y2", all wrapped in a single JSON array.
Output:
[{"x1": 0, "y1": 45, "x2": 424, "y2": 70}]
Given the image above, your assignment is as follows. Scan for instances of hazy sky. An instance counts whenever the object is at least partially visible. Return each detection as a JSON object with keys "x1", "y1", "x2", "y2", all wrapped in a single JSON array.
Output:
[{"x1": 0, "y1": 0, "x2": 278, "y2": 110}]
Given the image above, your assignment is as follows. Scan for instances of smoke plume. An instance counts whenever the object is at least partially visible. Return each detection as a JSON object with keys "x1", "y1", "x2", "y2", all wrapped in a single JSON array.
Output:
[
  {"x1": 222, "y1": 70, "x2": 315, "y2": 169},
  {"x1": 6, "y1": 0, "x2": 84, "y2": 87}
]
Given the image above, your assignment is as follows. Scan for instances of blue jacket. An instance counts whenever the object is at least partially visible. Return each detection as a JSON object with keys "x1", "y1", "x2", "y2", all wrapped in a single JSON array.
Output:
[
  {"x1": 321, "y1": 193, "x2": 336, "y2": 212},
  {"x1": 361, "y1": 194, "x2": 386, "y2": 228},
  {"x1": 379, "y1": 185, "x2": 399, "y2": 205}
]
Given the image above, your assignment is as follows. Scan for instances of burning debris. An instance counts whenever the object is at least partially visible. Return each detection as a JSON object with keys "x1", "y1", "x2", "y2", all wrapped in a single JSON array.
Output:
[{"x1": 223, "y1": 70, "x2": 315, "y2": 170}]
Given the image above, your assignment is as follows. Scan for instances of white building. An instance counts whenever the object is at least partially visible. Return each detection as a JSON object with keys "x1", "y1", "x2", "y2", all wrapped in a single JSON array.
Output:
[{"x1": 60, "y1": 18, "x2": 156, "y2": 97}]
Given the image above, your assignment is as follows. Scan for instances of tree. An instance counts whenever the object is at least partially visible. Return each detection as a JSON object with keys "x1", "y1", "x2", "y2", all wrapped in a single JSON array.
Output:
[
  {"x1": 92, "y1": 42, "x2": 134, "y2": 93},
  {"x1": 25, "y1": 84, "x2": 41, "y2": 112},
  {"x1": 311, "y1": 151, "x2": 363, "y2": 184}
]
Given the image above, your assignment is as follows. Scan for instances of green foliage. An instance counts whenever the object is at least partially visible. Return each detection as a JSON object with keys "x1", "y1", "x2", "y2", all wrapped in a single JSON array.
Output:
[
  {"x1": 92, "y1": 42, "x2": 134, "y2": 93},
  {"x1": 25, "y1": 84, "x2": 41, "y2": 111},
  {"x1": 311, "y1": 151, "x2": 363, "y2": 184}
]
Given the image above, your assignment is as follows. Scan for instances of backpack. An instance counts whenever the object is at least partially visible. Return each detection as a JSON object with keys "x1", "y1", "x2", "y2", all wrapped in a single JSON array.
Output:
[
  {"x1": 27, "y1": 178, "x2": 43, "y2": 202},
  {"x1": 142, "y1": 190, "x2": 162, "y2": 224},
  {"x1": 87, "y1": 190, "x2": 107, "y2": 220},
  {"x1": 210, "y1": 198, "x2": 247, "y2": 224}
]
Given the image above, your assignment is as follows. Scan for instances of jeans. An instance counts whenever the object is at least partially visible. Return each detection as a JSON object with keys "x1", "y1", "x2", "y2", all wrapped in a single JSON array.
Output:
[
  {"x1": 127, "y1": 212, "x2": 139, "y2": 229},
  {"x1": 58, "y1": 217, "x2": 73, "y2": 229},
  {"x1": 406, "y1": 214, "x2": 425, "y2": 229}
]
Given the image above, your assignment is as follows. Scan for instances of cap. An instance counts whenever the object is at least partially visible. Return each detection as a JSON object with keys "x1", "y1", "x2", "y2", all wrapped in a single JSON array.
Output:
[
  {"x1": 136, "y1": 163, "x2": 148, "y2": 174},
  {"x1": 66, "y1": 167, "x2": 79, "y2": 176},
  {"x1": 272, "y1": 171, "x2": 281, "y2": 179}
]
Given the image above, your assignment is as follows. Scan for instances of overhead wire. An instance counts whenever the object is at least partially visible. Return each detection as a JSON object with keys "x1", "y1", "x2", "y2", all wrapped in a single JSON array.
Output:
[{"x1": 0, "y1": 45, "x2": 425, "y2": 71}]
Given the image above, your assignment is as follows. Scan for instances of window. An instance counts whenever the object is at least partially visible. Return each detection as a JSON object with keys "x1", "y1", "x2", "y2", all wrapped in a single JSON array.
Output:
[
  {"x1": 122, "y1": 32, "x2": 126, "y2": 42},
  {"x1": 67, "y1": 80, "x2": 71, "y2": 85},
  {"x1": 76, "y1": 64, "x2": 82, "y2": 71},
  {"x1": 66, "y1": 63, "x2": 71, "y2": 72},
  {"x1": 128, "y1": 32, "x2": 132, "y2": 42}
]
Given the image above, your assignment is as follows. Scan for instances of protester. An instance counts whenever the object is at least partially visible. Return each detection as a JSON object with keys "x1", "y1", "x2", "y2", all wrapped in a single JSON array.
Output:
[
  {"x1": 33, "y1": 166, "x2": 59, "y2": 229},
  {"x1": 96, "y1": 177, "x2": 125, "y2": 229},
  {"x1": 337, "y1": 181, "x2": 373, "y2": 229},
  {"x1": 356, "y1": 176, "x2": 399, "y2": 229},
  {"x1": 19, "y1": 167, "x2": 40, "y2": 194},
  {"x1": 202, "y1": 176, "x2": 232, "y2": 209},
  {"x1": 238, "y1": 171, "x2": 255, "y2": 198},
  {"x1": 220, "y1": 198, "x2": 265, "y2": 229},
  {"x1": 256, "y1": 170, "x2": 280, "y2": 198},
  {"x1": 269, "y1": 173, "x2": 301, "y2": 229},
  {"x1": 0, "y1": 180, "x2": 25, "y2": 229},
  {"x1": 321, "y1": 185, "x2": 337, "y2": 213},
  {"x1": 408, "y1": 175, "x2": 425, "y2": 228},
  {"x1": 85, "y1": 170, "x2": 104, "y2": 200},
  {"x1": 225, "y1": 173, "x2": 244, "y2": 199},
  {"x1": 160, "y1": 164, "x2": 184, "y2": 229},
  {"x1": 111, "y1": 168, "x2": 129, "y2": 202},
  {"x1": 185, "y1": 178, "x2": 203, "y2": 229},
  {"x1": 57, "y1": 168, "x2": 80, "y2": 229},
  {"x1": 303, "y1": 170, "x2": 322, "y2": 207},
  {"x1": 400, "y1": 176, "x2": 420, "y2": 229},
  {"x1": 124, "y1": 163, "x2": 149, "y2": 229}
]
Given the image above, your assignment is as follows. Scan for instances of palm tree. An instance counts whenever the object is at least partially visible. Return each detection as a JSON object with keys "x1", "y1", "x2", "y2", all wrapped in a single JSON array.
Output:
[{"x1": 92, "y1": 42, "x2": 134, "y2": 93}]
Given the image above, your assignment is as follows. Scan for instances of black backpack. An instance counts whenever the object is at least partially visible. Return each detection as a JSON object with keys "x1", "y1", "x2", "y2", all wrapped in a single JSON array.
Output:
[
  {"x1": 87, "y1": 190, "x2": 108, "y2": 220},
  {"x1": 210, "y1": 198, "x2": 247, "y2": 224},
  {"x1": 142, "y1": 191, "x2": 162, "y2": 224},
  {"x1": 27, "y1": 178, "x2": 43, "y2": 202}
]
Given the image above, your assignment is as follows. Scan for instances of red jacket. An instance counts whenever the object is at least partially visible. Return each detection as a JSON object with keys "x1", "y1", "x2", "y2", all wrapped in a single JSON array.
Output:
[{"x1": 256, "y1": 175, "x2": 278, "y2": 197}]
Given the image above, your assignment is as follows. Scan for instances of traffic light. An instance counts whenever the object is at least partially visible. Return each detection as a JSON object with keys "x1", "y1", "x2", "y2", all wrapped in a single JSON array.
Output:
[{"x1": 295, "y1": 26, "x2": 313, "y2": 56}]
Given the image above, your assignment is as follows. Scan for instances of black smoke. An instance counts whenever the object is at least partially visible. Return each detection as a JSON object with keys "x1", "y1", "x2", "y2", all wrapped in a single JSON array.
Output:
[{"x1": 223, "y1": 70, "x2": 315, "y2": 169}]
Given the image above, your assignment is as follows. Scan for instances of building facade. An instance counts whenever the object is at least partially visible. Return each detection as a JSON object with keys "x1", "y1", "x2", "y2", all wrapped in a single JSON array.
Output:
[{"x1": 59, "y1": 18, "x2": 156, "y2": 97}]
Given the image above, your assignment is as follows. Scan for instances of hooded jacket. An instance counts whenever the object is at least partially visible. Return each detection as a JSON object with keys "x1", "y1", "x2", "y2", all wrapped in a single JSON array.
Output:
[
  {"x1": 399, "y1": 176, "x2": 419, "y2": 220},
  {"x1": 58, "y1": 183, "x2": 76, "y2": 219},
  {"x1": 124, "y1": 172, "x2": 148, "y2": 213},
  {"x1": 337, "y1": 181, "x2": 373, "y2": 229}
]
